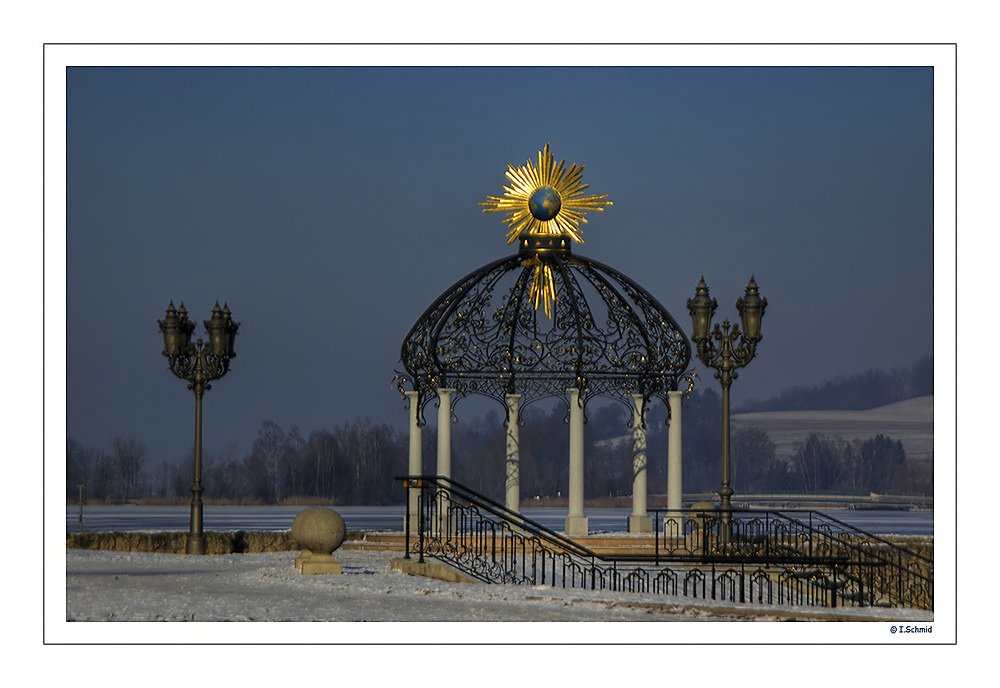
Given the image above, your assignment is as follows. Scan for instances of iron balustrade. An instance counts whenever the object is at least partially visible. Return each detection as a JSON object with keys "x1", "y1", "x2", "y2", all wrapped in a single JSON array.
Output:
[
  {"x1": 650, "y1": 507, "x2": 933, "y2": 609},
  {"x1": 398, "y1": 475, "x2": 933, "y2": 610}
]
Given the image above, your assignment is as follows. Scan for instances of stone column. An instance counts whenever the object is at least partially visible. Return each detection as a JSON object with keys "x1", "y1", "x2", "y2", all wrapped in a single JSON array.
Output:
[
  {"x1": 505, "y1": 393, "x2": 522, "y2": 514},
  {"x1": 628, "y1": 393, "x2": 652, "y2": 533},
  {"x1": 565, "y1": 387, "x2": 588, "y2": 537},
  {"x1": 436, "y1": 388, "x2": 454, "y2": 479},
  {"x1": 436, "y1": 388, "x2": 455, "y2": 534},
  {"x1": 405, "y1": 391, "x2": 422, "y2": 534},
  {"x1": 665, "y1": 389, "x2": 684, "y2": 537}
]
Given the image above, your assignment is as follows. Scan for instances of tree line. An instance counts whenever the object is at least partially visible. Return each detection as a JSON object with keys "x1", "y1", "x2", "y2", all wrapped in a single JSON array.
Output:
[
  {"x1": 663, "y1": 388, "x2": 928, "y2": 497},
  {"x1": 67, "y1": 386, "x2": 931, "y2": 505},
  {"x1": 67, "y1": 418, "x2": 408, "y2": 506}
]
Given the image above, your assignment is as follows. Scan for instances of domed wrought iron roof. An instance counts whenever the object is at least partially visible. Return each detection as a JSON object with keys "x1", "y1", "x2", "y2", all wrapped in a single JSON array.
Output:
[
  {"x1": 397, "y1": 233, "x2": 691, "y2": 413},
  {"x1": 395, "y1": 145, "x2": 691, "y2": 418}
]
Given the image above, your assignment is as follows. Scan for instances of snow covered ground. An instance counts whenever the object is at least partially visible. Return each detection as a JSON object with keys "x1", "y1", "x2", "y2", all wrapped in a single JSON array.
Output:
[{"x1": 55, "y1": 546, "x2": 936, "y2": 646}]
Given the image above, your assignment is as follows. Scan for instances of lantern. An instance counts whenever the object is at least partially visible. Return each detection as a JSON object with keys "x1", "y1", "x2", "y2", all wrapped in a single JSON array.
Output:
[{"x1": 686, "y1": 277, "x2": 717, "y2": 342}]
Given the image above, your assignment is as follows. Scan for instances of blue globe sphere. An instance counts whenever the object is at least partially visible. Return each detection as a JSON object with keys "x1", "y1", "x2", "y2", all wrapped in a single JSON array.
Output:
[{"x1": 529, "y1": 186, "x2": 562, "y2": 221}]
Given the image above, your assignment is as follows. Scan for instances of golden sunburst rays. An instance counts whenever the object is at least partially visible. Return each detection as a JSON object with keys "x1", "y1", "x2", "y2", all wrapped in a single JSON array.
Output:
[
  {"x1": 480, "y1": 143, "x2": 613, "y2": 244},
  {"x1": 523, "y1": 254, "x2": 558, "y2": 317},
  {"x1": 480, "y1": 144, "x2": 612, "y2": 318}
]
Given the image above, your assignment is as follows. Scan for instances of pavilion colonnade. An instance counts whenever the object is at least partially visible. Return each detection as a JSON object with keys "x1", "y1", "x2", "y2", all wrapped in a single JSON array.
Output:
[{"x1": 404, "y1": 387, "x2": 684, "y2": 537}]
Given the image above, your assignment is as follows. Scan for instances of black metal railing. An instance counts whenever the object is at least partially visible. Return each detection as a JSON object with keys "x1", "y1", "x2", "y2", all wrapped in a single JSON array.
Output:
[{"x1": 397, "y1": 475, "x2": 933, "y2": 610}]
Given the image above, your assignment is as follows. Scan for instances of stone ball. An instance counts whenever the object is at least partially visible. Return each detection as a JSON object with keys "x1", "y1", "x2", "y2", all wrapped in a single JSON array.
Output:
[{"x1": 290, "y1": 507, "x2": 347, "y2": 555}]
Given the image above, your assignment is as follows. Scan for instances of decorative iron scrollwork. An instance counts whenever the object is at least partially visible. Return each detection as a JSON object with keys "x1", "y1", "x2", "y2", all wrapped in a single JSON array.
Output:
[{"x1": 396, "y1": 246, "x2": 692, "y2": 416}]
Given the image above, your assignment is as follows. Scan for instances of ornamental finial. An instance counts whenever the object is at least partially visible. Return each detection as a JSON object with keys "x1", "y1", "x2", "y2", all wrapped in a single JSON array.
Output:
[
  {"x1": 480, "y1": 143, "x2": 612, "y2": 245},
  {"x1": 480, "y1": 144, "x2": 612, "y2": 317}
]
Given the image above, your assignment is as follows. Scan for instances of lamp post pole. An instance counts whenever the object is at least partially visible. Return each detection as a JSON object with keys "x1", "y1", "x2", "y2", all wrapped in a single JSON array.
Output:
[
  {"x1": 687, "y1": 277, "x2": 766, "y2": 546},
  {"x1": 158, "y1": 301, "x2": 239, "y2": 555}
]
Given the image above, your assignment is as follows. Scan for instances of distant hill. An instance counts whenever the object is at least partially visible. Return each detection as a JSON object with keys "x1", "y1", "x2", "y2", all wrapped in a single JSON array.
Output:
[
  {"x1": 732, "y1": 395, "x2": 933, "y2": 464},
  {"x1": 737, "y1": 355, "x2": 933, "y2": 413}
]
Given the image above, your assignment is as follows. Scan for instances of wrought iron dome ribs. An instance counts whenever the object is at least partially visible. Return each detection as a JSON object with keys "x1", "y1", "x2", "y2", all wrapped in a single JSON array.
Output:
[{"x1": 396, "y1": 233, "x2": 692, "y2": 417}]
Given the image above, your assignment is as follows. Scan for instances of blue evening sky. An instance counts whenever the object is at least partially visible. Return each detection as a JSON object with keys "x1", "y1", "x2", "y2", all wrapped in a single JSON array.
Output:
[{"x1": 64, "y1": 63, "x2": 936, "y2": 464}]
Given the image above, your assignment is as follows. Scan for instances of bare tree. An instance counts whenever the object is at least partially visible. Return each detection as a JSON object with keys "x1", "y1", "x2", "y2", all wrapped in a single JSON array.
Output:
[
  {"x1": 792, "y1": 434, "x2": 844, "y2": 493},
  {"x1": 250, "y1": 420, "x2": 289, "y2": 504},
  {"x1": 847, "y1": 434, "x2": 907, "y2": 493},
  {"x1": 111, "y1": 436, "x2": 147, "y2": 502},
  {"x1": 731, "y1": 426, "x2": 778, "y2": 492},
  {"x1": 67, "y1": 438, "x2": 93, "y2": 500},
  {"x1": 306, "y1": 430, "x2": 337, "y2": 499}
]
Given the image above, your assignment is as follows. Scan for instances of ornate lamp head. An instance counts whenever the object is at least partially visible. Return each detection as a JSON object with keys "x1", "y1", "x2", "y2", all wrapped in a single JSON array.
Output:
[
  {"x1": 202, "y1": 302, "x2": 239, "y2": 357},
  {"x1": 204, "y1": 302, "x2": 228, "y2": 356},
  {"x1": 222, "y1": 303, "x2": 239, "y2": 358},
  {"x1": 687, "y1": 277, "x2": 718, "y2": 342},
  {"x1": 736, "y1": 276, "x2": 766, "y2": 342},
  {"x1": 176, "y1": 303, "x2": 195, "y2": 353},
  {"x1": 159, "y1": 301, "x2": 195, "y2": 356},
  {"x1": 158, "y1": 301, "x2": 181, "y2": 356}
]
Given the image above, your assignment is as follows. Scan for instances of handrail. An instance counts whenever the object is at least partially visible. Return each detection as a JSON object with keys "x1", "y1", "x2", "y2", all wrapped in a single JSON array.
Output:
[
  {"x1": 397, "y1": 475, "x2": 598, "y2": 559},
  {"x1": 771, "y1": 508, "x2": 933, "y2": 563},
  {"x1": 396, "y1": 475, "x2": 932, "y2": 609},
  {"x1": 650, "y1": 506, "x2": 931, "y2": 552},
  {"x1": 401, "y1": 475, "x2": 928, "y2": 567}
]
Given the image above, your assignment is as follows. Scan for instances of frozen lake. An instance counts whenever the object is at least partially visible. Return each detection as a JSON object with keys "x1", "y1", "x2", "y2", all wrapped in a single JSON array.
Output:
[{"x1": 66, "y1": 504, "x2": 933, "y2": 536}]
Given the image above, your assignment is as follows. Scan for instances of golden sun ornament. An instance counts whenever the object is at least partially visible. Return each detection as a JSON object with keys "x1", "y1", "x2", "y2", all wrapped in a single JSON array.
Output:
[
  {"x1": 480, "y1": 144, "x2": 612, "y2": 317},
  {"x1": 480, "y1": 143, "x2": 613, "y2": 244}
]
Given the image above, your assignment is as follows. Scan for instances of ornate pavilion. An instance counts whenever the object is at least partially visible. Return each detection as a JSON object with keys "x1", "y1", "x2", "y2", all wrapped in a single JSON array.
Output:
[{"x1": 396, "y1": 144, "x2": 692, "y2": 537}]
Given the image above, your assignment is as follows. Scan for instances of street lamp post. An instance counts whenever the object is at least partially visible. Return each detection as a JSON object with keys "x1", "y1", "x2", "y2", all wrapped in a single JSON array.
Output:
[
  {"x1": 158, "y1": 301, "x2": 239, "y2": 554},
  {"x1": 687, "y1": 277, "x2": 766, "y2": 546}
]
